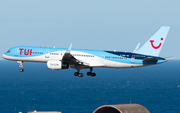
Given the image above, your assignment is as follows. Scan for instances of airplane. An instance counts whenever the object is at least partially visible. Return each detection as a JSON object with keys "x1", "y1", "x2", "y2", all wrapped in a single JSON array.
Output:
[{"x1": 2, "y1": 26, "x2": 170, "y2": 77}]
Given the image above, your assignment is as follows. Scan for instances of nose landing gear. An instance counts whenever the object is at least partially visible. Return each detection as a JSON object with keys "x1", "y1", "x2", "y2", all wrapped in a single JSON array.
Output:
[
  {"x1": 17, "y1": 61, "x2": 24, "y2": 72},
  {"x1": 20, "y1": 68, "x2": 24, "y2": 72}
]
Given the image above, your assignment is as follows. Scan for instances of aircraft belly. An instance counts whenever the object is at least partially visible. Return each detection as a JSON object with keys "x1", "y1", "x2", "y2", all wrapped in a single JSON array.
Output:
[{"x1": 102, "y1": 59, "x2": 143, "y2": 68}]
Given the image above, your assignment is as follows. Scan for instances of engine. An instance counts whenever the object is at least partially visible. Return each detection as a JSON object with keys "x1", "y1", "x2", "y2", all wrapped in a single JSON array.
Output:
[{"x1": 47, "y1": 60, "x2": 69, "y2": 70}]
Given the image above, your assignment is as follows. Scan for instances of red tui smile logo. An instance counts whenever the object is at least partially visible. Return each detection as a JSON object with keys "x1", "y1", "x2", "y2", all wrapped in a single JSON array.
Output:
[{"x1": 150, "y1": 38, "x2": 163, "y2": 49}]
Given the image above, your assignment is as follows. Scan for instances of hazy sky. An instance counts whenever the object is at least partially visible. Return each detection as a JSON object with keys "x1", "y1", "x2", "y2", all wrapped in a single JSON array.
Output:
[{"x1": 0, "y1": 0, "x2": 179, "y2": 60}]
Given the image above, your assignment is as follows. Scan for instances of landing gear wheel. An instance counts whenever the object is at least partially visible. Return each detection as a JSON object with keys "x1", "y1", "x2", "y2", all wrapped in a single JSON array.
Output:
[
  {"x1": 20, "y1": 68, "x2": 24, "y2": 72},
  {"x1": 91, "y1": 73, "x2": 96, "y2": 77},
  {"x1": 74, "y1": 72, "x2": 79, "y2": 76},
  {"x1": 78, "y1": 73, "x2": 84, "y2": 77},
  {"x1": 87, "y1": 72, "x2": 92, "y2": 76},
  {"x1": 88, "y1": 67, "x2": 96, "y2": 77},
  {"x1": 18, "y1": 61, "x2": 24, "y2": 72}
]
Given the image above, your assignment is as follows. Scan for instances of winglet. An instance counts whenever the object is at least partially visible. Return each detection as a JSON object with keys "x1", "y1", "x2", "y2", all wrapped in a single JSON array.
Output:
[
  {"x1": 133, "y1": 42, "x2": 140, "y2": 52},
  {"x1": 66, "y1": 43, "x2": 72, "y2": 54}
]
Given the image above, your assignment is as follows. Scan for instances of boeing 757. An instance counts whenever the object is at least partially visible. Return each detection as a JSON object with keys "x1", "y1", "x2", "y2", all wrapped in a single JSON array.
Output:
[{"x1": 2, "y1": 26, "x2": 170, "y2": 77}]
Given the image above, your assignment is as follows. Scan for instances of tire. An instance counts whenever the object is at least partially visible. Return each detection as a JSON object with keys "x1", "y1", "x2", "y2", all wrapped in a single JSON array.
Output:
[
  {"x1": 20, "y1": 69, "x2": 24, "y2": 72},
  {"x1": 74, "y1": 72, "x2": 79, "y2": 76},
  {"x1": 78, "y1": 73, "x2": 83, "y2": 77},
  {"x1": 91, "y1": 73, "x2": 96, "y2": 77},
  {"x1": 87, "y1": 72, "x2": 92, "y2": 76}
]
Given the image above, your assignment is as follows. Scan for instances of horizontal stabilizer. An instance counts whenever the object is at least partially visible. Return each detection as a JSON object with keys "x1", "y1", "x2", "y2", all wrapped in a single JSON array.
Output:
[
  {"x1": 143, "y1": 57, "x2": 158, "y2": 62},
  {"x1": 164, "y1": 56, "x2": 176, "y2": 59}
]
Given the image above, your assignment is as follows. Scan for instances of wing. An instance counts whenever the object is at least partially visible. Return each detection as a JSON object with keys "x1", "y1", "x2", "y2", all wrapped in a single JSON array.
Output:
[
  {"x1": 62, "y1": 44, "x2": 105, "y2": 69},
  {"x1": 62, "y1": 43, "x2": 90, "y2": 67}
]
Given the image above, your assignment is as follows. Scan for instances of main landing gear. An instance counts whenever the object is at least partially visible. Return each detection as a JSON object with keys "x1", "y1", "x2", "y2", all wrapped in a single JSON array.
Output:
[
  {"x1": 74, "y1": 65, "x2": 84, "y2": 77},
  {"x1": 87, "y1": 67, "x2": 96, "y2": 77},
  {"x1": 74, "y1": 67, "x2": 96, "y2": 77},
  {"x1": 17, "y1": 61, "x2": 24, "y2": 72},
  {"x1": 74, "y1": 71, "x2": 84, "y2": 77}
]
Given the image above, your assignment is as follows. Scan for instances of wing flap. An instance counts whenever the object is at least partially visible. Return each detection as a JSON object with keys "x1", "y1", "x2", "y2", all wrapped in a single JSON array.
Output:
[
  {"x1": 62, "y1": 43, "x2": 90, "y2": 66},
  {"x1": 78, "y1": 59, "x2": 105, "y2": 67}
]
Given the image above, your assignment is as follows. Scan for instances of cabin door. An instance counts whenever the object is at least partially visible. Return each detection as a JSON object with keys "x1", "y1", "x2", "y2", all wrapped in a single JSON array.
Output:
[
  {"x1": 45, "y1": 50, "x2": 50, "y2": 58},
  {"x1": 14, "y1": 48, "x2": 19, "y2": 56},
  {"x1": 131, "y1": 55, "x2": 135, "y2": 64},
  {"x1": 101, "y1": 55, "x2": 105, "y2": 61}
]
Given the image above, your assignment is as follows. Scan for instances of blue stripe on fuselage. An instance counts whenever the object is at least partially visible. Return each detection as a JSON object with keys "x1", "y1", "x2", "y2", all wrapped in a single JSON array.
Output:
[{"x1": 104, "y1": 51, "x2": 165, "y2": 60}]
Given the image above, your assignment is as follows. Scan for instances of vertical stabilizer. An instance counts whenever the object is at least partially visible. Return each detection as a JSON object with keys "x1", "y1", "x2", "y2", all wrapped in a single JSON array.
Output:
[{"x1": 134, "y1": 26, "x2": 170, "y2": 56}]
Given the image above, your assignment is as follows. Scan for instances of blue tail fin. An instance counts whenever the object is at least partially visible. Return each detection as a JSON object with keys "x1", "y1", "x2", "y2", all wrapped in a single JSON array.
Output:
[{"x1": 134, "y1": 26, "x2": 170, "y2": 56}]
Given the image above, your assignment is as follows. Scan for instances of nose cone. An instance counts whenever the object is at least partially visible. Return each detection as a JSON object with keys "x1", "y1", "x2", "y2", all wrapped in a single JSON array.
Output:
[
  {"x1": 2, "y1": 54, "x2": 7, "y2": 59},
  {"x1": 2, "y1": 54, "x2": 5, "y2": 59}
]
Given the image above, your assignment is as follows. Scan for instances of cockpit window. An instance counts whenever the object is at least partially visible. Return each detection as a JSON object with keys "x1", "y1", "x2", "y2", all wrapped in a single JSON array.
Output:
[{"x1": 7, "y1": 50, "x2": 10, "y2": 53}]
